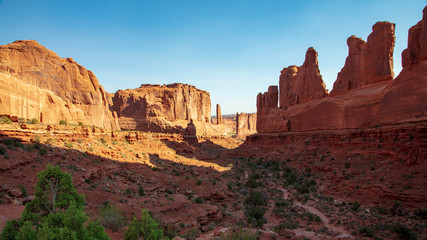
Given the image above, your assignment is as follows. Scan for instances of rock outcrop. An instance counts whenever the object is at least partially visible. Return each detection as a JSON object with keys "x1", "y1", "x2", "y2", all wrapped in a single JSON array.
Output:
[
  {"x1": 216, "y1": 104, "x2": 223, "y2": 124},
  {"x1": 331, "y1": 22, "x2": 395, "y2": 95},
  {"x1": 256, "y1": 7, "x2": 427, "y2": 133},
  {"x1": 279, "y1": 47, "x2": 327, "y2": 108},
  {"x1": 0, "y1": 40, "x2": 119, "y2": 129},
  {"x1": 112, "y1": 83, "x2": 227, "y2": 135},
  {"x1": 236, "y1": 112, "x2": 257, "y2": 136}
]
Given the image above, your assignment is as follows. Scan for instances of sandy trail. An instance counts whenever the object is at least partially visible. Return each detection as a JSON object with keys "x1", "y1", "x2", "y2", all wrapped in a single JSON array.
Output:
[{"x1": 283, "y1": 190, "x2": 353, "y2": 239}]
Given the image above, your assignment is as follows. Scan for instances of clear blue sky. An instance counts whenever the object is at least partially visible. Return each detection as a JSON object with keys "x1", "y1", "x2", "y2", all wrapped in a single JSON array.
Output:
[{"x1": 0, "y1": 0, "x2": 425, "y2": 115}]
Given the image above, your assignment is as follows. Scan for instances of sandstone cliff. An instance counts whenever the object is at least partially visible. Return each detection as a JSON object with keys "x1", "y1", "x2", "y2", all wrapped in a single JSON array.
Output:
[
  {"x1": 236, "y1": 112, "x2": 257, "y2": 136},
  {"x1": 279, "y1": 47, "x2": 327, "y2": 108},
  {"x1": 331, "y1": 22, "x2": 395, "y2": 95},
  {"x1": 112, "y1": 83, "x2": 222, "y2": 135},
  {"x1": 256, "y1": 7, "x2": 427, "y2": 133},
  {"x1": 0, "y1": 40, "x2": 119, "y2": 129}
]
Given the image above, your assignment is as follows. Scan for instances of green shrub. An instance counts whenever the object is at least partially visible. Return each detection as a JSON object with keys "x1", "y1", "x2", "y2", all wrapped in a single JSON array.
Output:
[
  {"x1": 38, "y1": 147, "x2": 48, "y2": 156},
  {"x1": 194, "y1": 197, "x2": 204, "y2": 204},
  {"x1": 351, "y1": 201, "x2": 361, "y2": 212},
  {"x1": 98, "y1": 202, "x2": 127, "y2": 232},
  {"x1": 0, "y1": 165, "x2": 110, "y2": 240},
  {"x1": 415, "y1": 208, "x2": 427, "y2": 219},
  {"x1": 0, "y1": 116, "x2": 12, "y2": 124},
  {"x1": 246, "y1": 207, "x2": 266, "y2": 227},
  {"x1": 246, "y1": 191, "x2": 265, "y2": 206},
  {"x1": 273, "y1": 221, "x2": 299, "y2": 232},
  {"x1": 18, "y1": 184, "x2": 28, "y2": 197},
  {"x1": 219, "y1": 228, "x2": 257, "y2": 240},
  {"x1": 78, "y1": 122, "x2": 84, "y2": 126},
  {"x1": 392, "y1": 224, "x2": 416, "y2": 240},
  {"x1": 0, "y1": 146, "x2": 6, "y2": 155},
  {"x1": 138, "y1": 185, "x2": 145, "y2": 196},
  {"x1": 124, "y1": 209, "x2": 165, "y2": 240},
  {"x1": 31, "y1": 118, "x2": 39, "y2": 124},
  {"x1": 65, "y1": 142, "x2": 73, "y2": 148},
  {"x1": 359, "y1": 226, "x2": 375, "y2": 238},
  {"x1": 59, "y1": 120, "x2": 67, "y2": 125},
  {"x1": 196, "y1": 179, "x2": 202, "y2": 186}
]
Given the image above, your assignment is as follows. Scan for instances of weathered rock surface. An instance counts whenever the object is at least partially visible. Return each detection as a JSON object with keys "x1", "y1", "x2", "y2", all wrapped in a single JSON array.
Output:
[
  {"x1": 113, "y1": 83, "x2": 227, "y2": 135},
  {"x1": 216, "y1": 104, "x2": 223, "y2": 124},
  {"x1": 331, "y1": 22, "x2": 395, "y2": 95},
  {"x1": 279, "y1": 47, "x2": 327, "y2": 108},
  {"x1": 236, "y1": 112, "x2": 257, "y2": 136},
  {"x1": 256, "y1": 9, "x2": 427, "y2": 133},
  {"x1": 0, "y1": 40, "x2": 119, "y2": 129}
]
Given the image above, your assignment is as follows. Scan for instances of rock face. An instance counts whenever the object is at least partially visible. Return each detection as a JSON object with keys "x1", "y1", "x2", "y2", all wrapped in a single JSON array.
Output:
[
  {"x1": 279, "y1": 47, "x2": 327, "y2": 108},
  {"x1": 236, "y1": 112, "x2": 257, "y2": 136},
  {"x1": 0, "y1": 40, "x2": 119, "y2": 129},
  {"x1": 216, "y1": 104, "x2": 223, "y2": 124},
  {"x1": 256, "y1": 8, "x2": 427, "y2": 133},
  {"x1": 112, "y1": 83, "x2": 216, "y2": 134},
  {"x1": 331, "y1": 22, "x2": 395, "y2": 95}
]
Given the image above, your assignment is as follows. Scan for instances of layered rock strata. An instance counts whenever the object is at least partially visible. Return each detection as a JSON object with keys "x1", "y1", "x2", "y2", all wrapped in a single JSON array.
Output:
[
  {"x1": 256, "y1": 7, "x2": 427, "y2": 133},
  {"x1": 112, "y1": 83, "x2": 227, "y2": 135},
  {"x1": 0, "y1": 40, "x2": 119, "y2": 129},
  {"x1": 279, "y1": 47, "x2": 327, "y2": 108},
  {"x1": 331, "y1": 22, "x2": 396, "y2": 95},
  {"x1": 236, "y1": 112, "x2": 257, "y2": 136}
]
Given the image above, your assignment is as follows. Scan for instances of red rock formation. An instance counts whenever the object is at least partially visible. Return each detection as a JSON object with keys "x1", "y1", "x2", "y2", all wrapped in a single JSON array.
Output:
[
  {"x1": 0, "y1": 40, "x2": 119, "y2": 129},
  {"x1": 112, "y1": 83, "x2": 214, "y2": 134},
  {"x1": 216, "y1": 104, "x2": 223, "y2": 124},
  {"x1": 279, "y1": 47, "x2": 327, "y2": 108},
  {"x1": 256, "y1": 8, "x2": 426, "y2": 133},
  {"x1": 236, "y1": 112, "x2": 257, "y2": 136},
  {"x1": 331, "y1": 22, "x2": 395, "y2": 95}
]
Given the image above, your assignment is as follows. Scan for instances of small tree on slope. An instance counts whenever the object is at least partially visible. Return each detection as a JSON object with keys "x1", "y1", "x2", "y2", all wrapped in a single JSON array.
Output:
[{"x1": 0, "y1": 164, "x2": 110, "y2": 240}]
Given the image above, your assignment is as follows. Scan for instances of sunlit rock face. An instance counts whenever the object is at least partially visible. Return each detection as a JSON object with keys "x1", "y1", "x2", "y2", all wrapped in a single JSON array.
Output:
[
  {"x1": 0, "y1": 40, "x2": 119, "y2": 129},
  {"x1": 256, "y1": 7, "x2": 427, "y2": 133}
]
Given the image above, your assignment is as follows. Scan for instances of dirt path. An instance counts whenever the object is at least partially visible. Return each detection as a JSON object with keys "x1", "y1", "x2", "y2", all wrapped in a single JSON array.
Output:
[{"x1": 283, "y1": 190, "x2": 353, "y2": 239}]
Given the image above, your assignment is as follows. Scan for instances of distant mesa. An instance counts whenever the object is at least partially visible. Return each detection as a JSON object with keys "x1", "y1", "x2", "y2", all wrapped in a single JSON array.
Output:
[{"x1": 256, "y1": 6, "x2": 427, "y2": 133}]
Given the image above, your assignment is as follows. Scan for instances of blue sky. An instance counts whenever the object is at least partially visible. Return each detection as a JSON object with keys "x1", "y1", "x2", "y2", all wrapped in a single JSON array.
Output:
[{"x1": 0, "y1": 0, "x2": 425, "y2": 115}]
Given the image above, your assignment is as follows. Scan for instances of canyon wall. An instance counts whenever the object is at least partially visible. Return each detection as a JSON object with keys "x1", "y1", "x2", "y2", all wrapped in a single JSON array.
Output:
[
  {"x1": 0, "y1": 40, "x2": 119, "y2": 129},
  {"x1": 236, "y1": 112, "x2": 257, "y2": 136},
  {"x1": 256, "y1": 7, "x2": 427, "y2": 133},
  {"x1": 112, "y1": 83, "x2": 226, "y2": 135}
]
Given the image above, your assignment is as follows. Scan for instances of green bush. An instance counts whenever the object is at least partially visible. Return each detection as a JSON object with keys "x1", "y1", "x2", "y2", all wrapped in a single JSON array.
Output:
[
  {"x1": 351, "y1": 201, "x2": 361, "y2": 212},
  {"x1": 98, "y1": 202, "x2": 127, "y2": 232},
  {"x1": 246, "y1": 191, "x2": 265, "y2": 206},
  {"x1": 18, "y1": 184, "x2": 28, "y2": 197},
  {"x1": 138, "y1": 185, "x2": 145, "y2": 196},
  {"x1": 59, "y1": 120, "x2": 67, "y2": 125},
  {"x1": 246, "y1": 207, "x2": 266, "y2": 227},
  {"x1": 273, "y1": 221, "x2": 299, "y2": 232},
  {"x1": 194, "y1": 197, "x2": 204, "y2": 204},
  {"x1": 0, "y1": 165, "x2": 110, "y2": 240},
  {"x1": 30, "y1": 118, "x2": 39, "y2": 124},
  {"x1": 124, "y1": 209, "x2": 165, "y2": 240},
  {"x1": 219, "y1": 228, "x2": 257, "y2": 240},
  {"x1": 392, "y1": 224, "x2": 416, "y2": 240},
  {"x1": 196, "y1": 179, "x2": 202, "y2": 186},
  {"x1": 65, "y1": 142, "x2": 73, "y2": 148},
  {"x1": 0, "y1": 146, "x2": 6, "y2": 155},
  {"x1": 0, "y1": 116, "x2": 12, "y2": 124}
]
